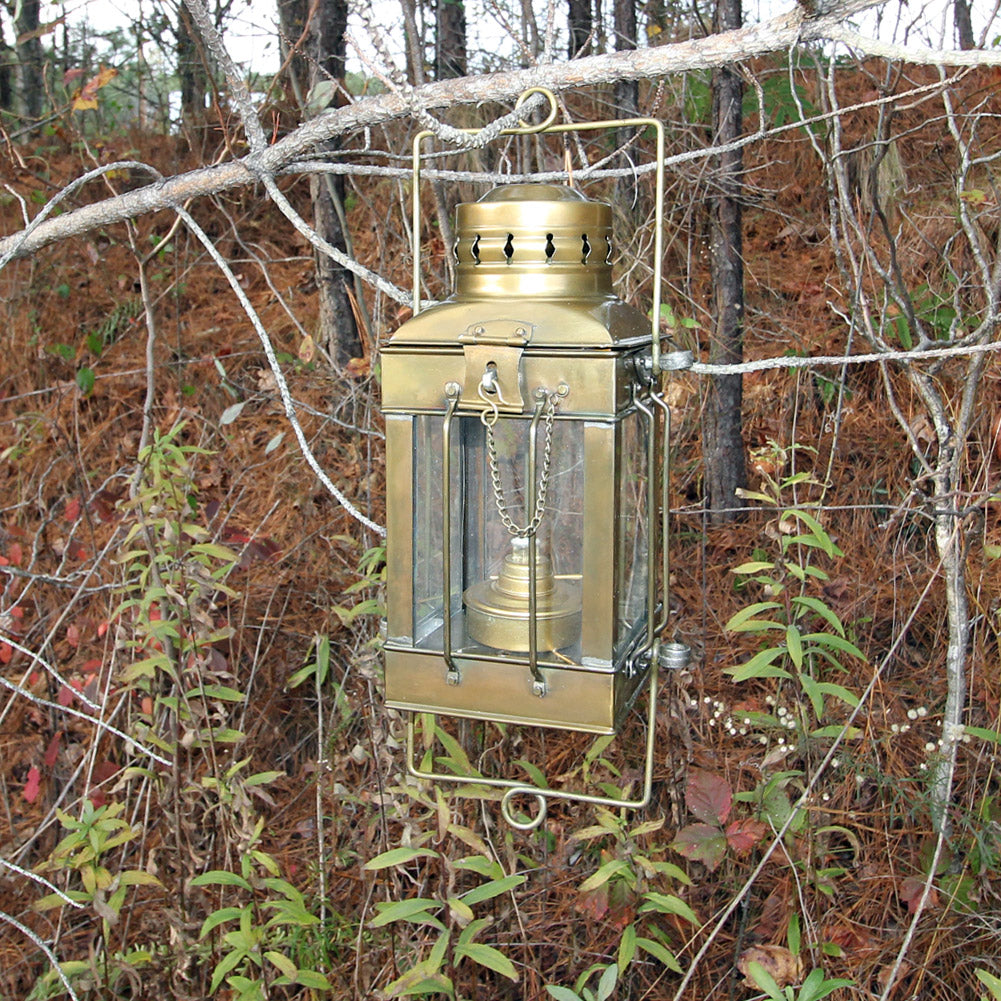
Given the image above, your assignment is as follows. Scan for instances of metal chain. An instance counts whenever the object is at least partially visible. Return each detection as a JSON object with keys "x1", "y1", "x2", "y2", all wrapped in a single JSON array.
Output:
[{"x1": 483, "y1": 387, "x2": 565, "y2": 537}]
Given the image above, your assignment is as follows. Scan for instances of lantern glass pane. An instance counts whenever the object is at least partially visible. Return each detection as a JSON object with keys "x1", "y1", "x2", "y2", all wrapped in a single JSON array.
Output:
[
  {"x1": 411, "y1": 413, "x2": 584, "y2": 658},
  {"x1": 615, "y1": 412, "x2": 650, "y2": 660}
]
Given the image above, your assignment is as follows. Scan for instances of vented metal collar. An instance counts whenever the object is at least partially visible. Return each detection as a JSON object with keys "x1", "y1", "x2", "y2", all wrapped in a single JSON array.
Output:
[{"x1": 454, "y1": 184, "x2": 614, "y2": 299}]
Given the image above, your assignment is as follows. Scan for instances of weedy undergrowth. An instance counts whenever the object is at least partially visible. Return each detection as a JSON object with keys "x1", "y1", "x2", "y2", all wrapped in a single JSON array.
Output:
[{"x1": 723, "y1": 467, "x2": 864, "y2": 746}]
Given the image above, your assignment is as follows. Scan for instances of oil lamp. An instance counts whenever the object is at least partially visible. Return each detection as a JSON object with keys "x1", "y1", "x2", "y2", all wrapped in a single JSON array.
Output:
[{"x1": 380, "y1": 91, "x2": 691, "y2": 828}]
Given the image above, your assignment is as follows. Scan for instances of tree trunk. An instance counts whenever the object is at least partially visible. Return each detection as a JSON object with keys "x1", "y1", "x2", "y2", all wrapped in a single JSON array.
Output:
[
  {"x1": 14, "y1": 0, "x2": 43, "y2": 121},
  {"x1": 613, "y1": 0, "x2": 638, "y2": 202},
  {"x1": 400, "y1": 0, "x2": 426, "y2": 84},
  {"x1": 435, "y1": 0, "x2": 466, "y2": 79},
  {"x1": 568, "y1": 0, "x2": 592, "y2": 57},
  {"x1": 954, "y1": 0, "x2": 975, "y2": 49},
  {"x1": 281, "y1": 0, "x2": 361, "y2": 366},
  {"x1": 177, "y1": 5, "x2": 208, "y2": 122},
  {"x1": 0, "y1": 15, "x2": 13, "y2": 113},
  {"x1": 703, "y1": 0, "x2": 747, "y2": 522}
]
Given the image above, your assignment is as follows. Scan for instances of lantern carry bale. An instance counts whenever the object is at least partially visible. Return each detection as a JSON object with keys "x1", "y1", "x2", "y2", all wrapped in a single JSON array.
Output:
[{"x1": 380, "y1": 90, "x2": 692, "y2": 828}]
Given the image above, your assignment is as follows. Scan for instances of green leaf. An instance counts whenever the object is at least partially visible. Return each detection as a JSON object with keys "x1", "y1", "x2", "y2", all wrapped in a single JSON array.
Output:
[
  {"x1": 725, "y1": 602, "x2": 785, "y2": 633},
  {"x1": 546, "y1": 987, "x2": 584, "y2": 1001},
  {"x1": 964, "y1": 726, "x2": 1001, "y2": 745},
  {"x1": 455, "y1": 941, "x2": 518, "y2": 981},
  {"x1": 731, "y1": 561, "x2": 776, "y2": 575},
  {"x1": 76, "y1": 367, "x2": 95, "y2": 395},
  {"x1": 596, "y1": 963, "x2": 618, "y2": 1001},
  {"x1": 801, "y1": 633, "x2": 864, "y2": 661},
  {"x1": 787, "y1": 913, "x2": 801, "y2": 956},
  {"x1": 295, "y1": 969, "x2": 333, "y2": 989},
  {"x1": 634, "y1": 936, "x2": 682, "y2": 972},
  {"x1": 976, "y1": 969, "x2": 1001, "y2": 1000},
  {"x1": 264, "y1": 951, "x2": 297, "y2": 979},
  {"x1": 579, "y1": 859, "x2": 631, "y2": 893},
  {"x1": 369, "y1": 898, "x2": 442, "y2": 929},
  {"x1": 745, "y1": 960, "x2": 785, "y2": 1001},
  {"x1": 191, "y1": 870, "x2": 253, "y2": 891},
  {"x1": 790, "y1": 596, "x2": 845, "y2": 635},
  {"x1": 725, "y1": 647, "x2": 793, "y2": 682},
  {"x1": 786, "y1": 624, "x2": 804, "y2": 670},
  {"x1": 618, "y1": 923, "x2": 637, "y2": 971},
  {"x1": 800, "y1": 674, "x2": 825, "y2": 720},
  {"x1": 364, "y1": 846, "x2": 438, "y2": 870},
  {"x1": 783, "y1": 509, "x2": 838, "y2": 556},
  {"x1": 809, "y1": 725, "x2": 861, "y2": 739},
  {"x1": 460, "y1": 873, "x2": 526, "y2": 906},
  {"x1": 209, "y1": 948, "x2": 247, "y2": 994},
  {"x1": 638, "y1": 891, "x2": 698, "y2": 925},
  {"x1": 200, "y1": 906, "x2": 243, "y2": 938}
]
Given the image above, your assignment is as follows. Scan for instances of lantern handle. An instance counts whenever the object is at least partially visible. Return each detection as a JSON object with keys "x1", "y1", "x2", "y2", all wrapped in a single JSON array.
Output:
[{"x1": 411, "y1": 94, "x2": 667, "y2": 369}]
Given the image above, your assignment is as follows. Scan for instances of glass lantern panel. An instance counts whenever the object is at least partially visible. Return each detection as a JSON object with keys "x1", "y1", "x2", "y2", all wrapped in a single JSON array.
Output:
[
  {"x1": 412, "y1": 412, "x2": 584, "y2": 661},
  {"x1": 614, "y1": 410, "x2": 651, "y2": 664}
]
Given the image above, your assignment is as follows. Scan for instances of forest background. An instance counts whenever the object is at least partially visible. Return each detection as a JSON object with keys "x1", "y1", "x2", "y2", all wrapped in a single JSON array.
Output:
[{"x1": 1, "y1": 0, "x2": 1001, "y2": 998}]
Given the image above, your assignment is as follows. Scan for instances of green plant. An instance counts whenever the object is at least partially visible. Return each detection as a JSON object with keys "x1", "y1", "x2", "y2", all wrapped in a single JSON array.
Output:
[
  {"x1": 194, "y1": 822, "x2": 334, "y2": 999},
  {"x1": 723, "y1": 469, "x2": 863, "y2": 738},
  {"x1": 363, "y1": 840, "x2": 526, "y2": 998},
  {"x1": 546, "y1": 962, "x2": 619, "y2": 1001},
  {"x1": 34, "y1": 801, "x2": 161, "y2": 921},
  {"x1": 977, "y1": 968, "x2": 1001, "y2": 1001},
  {"x1": 570, "y1": 806, "x2": 698, "y2": 981},
  {"x1": 746, "y1": 963, "x2": 854, "y2": 1001}
]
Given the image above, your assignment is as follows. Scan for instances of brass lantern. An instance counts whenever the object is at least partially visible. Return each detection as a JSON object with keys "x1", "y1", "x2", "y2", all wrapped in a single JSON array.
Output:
[{"x1": 381, "y1": 92, "x2": 691, "y2": 827}]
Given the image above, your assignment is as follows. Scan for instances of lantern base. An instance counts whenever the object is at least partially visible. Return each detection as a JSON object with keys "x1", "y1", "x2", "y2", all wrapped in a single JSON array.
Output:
[
  {"x1": 383, "y1": 644, "x2": 647, "y2": 733},
  {"x1": 462, "y1": 539, "x2": 582, "y2": 653},
  {"x1": 403, "y1": 652, "x2": 661, "y2": 831}
]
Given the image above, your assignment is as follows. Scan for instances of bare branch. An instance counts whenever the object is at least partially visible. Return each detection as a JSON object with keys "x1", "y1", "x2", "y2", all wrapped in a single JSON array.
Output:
[{"x1": 0, "y1": 0, "x2": 963, "y2": 265}]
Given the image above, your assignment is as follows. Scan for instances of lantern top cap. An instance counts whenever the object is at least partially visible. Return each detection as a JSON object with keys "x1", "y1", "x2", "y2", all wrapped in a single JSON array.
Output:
[{"x1": 477, "y1": 183, "x2": 590, "y2": 204}]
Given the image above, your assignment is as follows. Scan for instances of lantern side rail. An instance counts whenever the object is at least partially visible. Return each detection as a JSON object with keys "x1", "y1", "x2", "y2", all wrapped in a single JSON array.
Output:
[
  {"x1": 405, "y1": 655, "x2": 660, "y2": 831},
  {"x1": 410, "y1": 88, "x2": 667, "y2": 371}
]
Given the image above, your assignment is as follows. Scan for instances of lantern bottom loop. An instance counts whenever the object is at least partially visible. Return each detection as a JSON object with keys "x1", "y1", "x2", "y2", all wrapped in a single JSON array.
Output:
[{"x1": 405, "y1": 649, "x2": 663, "y2": 831}]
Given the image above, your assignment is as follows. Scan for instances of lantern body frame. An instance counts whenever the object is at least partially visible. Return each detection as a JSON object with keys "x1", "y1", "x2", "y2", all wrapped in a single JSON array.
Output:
[{"x1": 381, "y1": 186, "x2": 666, "y2": 733}]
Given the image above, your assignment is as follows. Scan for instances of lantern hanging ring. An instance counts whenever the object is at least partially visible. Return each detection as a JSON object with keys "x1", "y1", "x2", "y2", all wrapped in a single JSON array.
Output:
[{"x1": 512, "y1": 86, "x2": 559, "y2": 132}]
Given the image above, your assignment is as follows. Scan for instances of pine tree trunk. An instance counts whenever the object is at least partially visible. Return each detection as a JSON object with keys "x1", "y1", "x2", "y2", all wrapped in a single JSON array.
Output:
[
  {"x1": 280, "y1": 0, "x2": 360, "y2": 366},
  {"x1": 703, "y1": 0, "x2": 747, "y2": 522},
  {"x1": 954, "y1": 0, "x2": 975, "y2": 49},
  {"x1": 568, "y1": 0, "x2": 592, "y2": 57},
  {"x1": 177, "y1": 5, "x2": 208, "y2": 122},
  {"x1": 14, "y1": 0, "x2": 43, "y2": 121},
  {"x1": 435, "y1": 0, "x2": 466, "y2": 79}
]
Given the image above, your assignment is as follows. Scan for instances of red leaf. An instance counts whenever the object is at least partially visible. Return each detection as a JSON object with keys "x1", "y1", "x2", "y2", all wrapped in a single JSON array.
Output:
[
  {"x1": 671, "y1": 822, "x2": 728, "y2": 872},
  {"x1": 23, "y1": 766, "x2": 41, "y2": 803},
  {"x1": 44, "y1": 732, "x2": 63, "y2": 767},
  {"x1": 899, "y1": 876, "x2": 938, "y2": 914},
  {"x1": 57, "y1": 685, "x2": 75, "y2": 707},
  {"x1": 725, "y1": 818, "x2": 768, "y2": 856},
  {"x1": 8, "y1": 542, "x2": 22, "y2": 566},
  {"x1": 686, "y1": 768, "x2": 733, "y2": 825},
  {"x1": 9, "y1": 606, "x2": 23, "y2": 619},
  {"x1": 82, "y1": 658, "x2": 102, "y2": 675},
  {"x1": 66, "y1": 623, "x2": 80, "y2": 647},
  {"x1": 64, "y1": 497, "x2": 81, "y2": 521},
  {"x1": 575, "y1": 883, "x2": 609, "y2": 921},
  {"x1": 0, "y1": 643, "x2": 11, "y2": 664},
  {"x1": 97, "y1": 620, "x2": 109, "y2": 638}
]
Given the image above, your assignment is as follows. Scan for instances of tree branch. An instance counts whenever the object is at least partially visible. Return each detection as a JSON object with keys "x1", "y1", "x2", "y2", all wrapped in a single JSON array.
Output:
[{"x1": 0, "y1": 0, "x2": 968, "y2": 265}]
